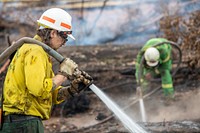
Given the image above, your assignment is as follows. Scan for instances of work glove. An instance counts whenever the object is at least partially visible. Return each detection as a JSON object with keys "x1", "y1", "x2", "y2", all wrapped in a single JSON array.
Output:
[
  {"x1": 70, "y1": 70, "x2": 93, "y2": 94},
  {"x1": 57, "y1": 71, "x2": 93, "y2": 100},
  {"x1": 136, "y1": 86, "x2": 143, "y2": 98},
  {"x1": 57, "y1": 86, "x2": 72, "y2": 101},
  {"x1": 59, "y1": 58, "x2": 78, "y2": 79},
  {"x1": 145, "y1": 73, "x2": 152, "y2": 80}
]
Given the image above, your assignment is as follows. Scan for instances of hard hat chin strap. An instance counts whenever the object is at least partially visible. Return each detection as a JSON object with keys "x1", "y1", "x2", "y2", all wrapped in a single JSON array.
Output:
[{"x1": 39, "y1": 26, "x2": 45, "y2": 29}]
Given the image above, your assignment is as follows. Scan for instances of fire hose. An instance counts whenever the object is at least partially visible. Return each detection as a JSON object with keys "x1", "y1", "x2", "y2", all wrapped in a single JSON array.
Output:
[{"x1": 0, "y1": 37, "x2": 65, "y2": 63}]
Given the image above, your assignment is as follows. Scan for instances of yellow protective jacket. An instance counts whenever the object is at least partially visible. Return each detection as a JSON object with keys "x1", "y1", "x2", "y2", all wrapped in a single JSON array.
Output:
[{"x1": 3, "y1": 35, "x2": 63, "y2": 120}]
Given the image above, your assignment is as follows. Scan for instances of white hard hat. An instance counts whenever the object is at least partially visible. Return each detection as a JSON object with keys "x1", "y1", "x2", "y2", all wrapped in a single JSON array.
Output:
[
  {"x1": 144, "y1": 47, "x2": 160, "y2": 67},
  {"x1": 37, "y1": 8, "x2": 75, "y2": 40}
]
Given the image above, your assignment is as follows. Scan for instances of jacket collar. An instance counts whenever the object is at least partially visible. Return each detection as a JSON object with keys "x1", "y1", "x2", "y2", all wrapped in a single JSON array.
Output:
[{"x1": 33, "y1": 35, "x2": 42, "y2": 42}]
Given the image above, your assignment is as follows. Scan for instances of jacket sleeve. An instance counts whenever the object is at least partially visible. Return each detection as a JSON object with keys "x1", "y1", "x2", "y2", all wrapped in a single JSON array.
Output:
[
  {"x1": 52, "y1": 86, "x2": 65, "y2": 104},
  {"x1": 24, "y1": 48, "x2": 53, "y2": 98},
  {"x1": 156, "y1": 44, "x2": 171, "y2": 64}
]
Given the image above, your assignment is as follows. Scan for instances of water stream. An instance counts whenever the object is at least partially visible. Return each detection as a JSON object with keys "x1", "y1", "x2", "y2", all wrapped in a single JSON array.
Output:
[
  {"x1": 139, "y1": 98, "x2": 147, "y2": 122},
  {"x1": 89, "y1": 84, "x2": 147, "y2": 133}
]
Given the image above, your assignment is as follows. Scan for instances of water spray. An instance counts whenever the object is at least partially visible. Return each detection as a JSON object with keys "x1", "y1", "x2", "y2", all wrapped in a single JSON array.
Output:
[
  {"x1": 136, "y1": 86, "x2": 147, "y2": 122},
  {"x1": 0, "y1": 37, "x2": 148, "y2": 133},
  {"x1": 90, "y1": 84, "x2": 147, "y2": 133},
  {"x1": 137, "y1": 55, "x2": 147, "y2": 122}
]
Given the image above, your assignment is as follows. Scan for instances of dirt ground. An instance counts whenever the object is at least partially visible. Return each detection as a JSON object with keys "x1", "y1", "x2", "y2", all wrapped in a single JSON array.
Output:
[{"x1": 41, "y1": 44, "x2": 200, "y2": 133}]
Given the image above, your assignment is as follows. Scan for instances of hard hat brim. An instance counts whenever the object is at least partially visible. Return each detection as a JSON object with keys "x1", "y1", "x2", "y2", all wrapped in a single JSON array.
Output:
[
  {"x1": 146, "y1": 61, "x2": 158, "y2": 67},
  {"x1": 37, "y1": 23, "x2": 76, "y2": 40}
]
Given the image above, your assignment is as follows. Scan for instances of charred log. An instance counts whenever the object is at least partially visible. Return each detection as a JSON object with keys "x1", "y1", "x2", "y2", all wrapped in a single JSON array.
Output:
[{"x1": 144, "y1": 120, "x2": 200, "y2": 133}]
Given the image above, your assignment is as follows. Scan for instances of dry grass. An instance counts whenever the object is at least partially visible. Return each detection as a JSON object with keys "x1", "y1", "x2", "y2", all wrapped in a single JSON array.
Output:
[{"x1": 160, "y1": 10, "x2": 200, "y2": 69}]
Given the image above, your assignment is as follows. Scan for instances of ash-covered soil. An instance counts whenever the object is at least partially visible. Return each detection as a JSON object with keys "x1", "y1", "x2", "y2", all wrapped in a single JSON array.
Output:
[{"x1": 43, "y1": 44, "x2": 200, "y2": 133}]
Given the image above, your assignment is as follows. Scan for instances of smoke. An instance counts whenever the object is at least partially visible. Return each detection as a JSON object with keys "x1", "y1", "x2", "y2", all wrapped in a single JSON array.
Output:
[
  {"x1": 2, "y1": 0, "x2": 200, "y2": 45},
  {"x1": 118, "y1": 84, "x2": 200, "y2": 123},
  {"x1": 147, "y1": 89, "x2": 200, "y2": 122}
]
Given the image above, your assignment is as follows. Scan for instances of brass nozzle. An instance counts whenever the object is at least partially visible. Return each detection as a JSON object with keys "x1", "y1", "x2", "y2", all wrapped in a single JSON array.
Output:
[{"x1": 136, "y1": 87, "x2": 143, "y2": 99}]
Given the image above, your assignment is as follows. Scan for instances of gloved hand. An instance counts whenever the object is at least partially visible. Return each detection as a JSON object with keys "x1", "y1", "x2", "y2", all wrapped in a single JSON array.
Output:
[
  {"x1": 145, "y1": 73, "x2": 152, "y2": 80},
  {"x1": 57, "y1": 86, "x2": 72, "y2": 101},
  {"x1": 59, "y1": 58, "x2": 78, "y2": 79},
  {"x1": 70, "y1": 70, "x2": 93, "y2": 94},
  {"x1": 57, "y1": 70, "x2": 93, "y2": 100},
  {"x1": 136, "y1": 86, "x2": 143, "y2": 98}
]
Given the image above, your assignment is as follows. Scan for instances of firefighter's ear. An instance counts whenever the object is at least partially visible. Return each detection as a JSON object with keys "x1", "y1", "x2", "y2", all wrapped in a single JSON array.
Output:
[{"x1": 50, "y1": 30, "x2": 57, "y2": 38}]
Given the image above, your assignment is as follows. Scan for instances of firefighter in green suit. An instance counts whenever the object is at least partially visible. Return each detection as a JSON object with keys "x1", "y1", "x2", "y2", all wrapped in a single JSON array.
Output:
[{"x1": 135, "y1": 38, "x2": 174, "y2": 98}]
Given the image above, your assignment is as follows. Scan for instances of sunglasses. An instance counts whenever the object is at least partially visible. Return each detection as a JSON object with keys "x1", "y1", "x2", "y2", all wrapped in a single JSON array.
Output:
[{"x1": 57, "y1": 31, "x2": 72, "y2": 42}]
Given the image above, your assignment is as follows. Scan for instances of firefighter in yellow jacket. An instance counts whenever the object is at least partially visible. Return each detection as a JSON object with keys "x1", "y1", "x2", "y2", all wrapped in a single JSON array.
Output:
[
  {"x1": 0, "y1": 8, "x2": 92, "y2": 133},
  {"x1": 135, "y1": 38, "x2": 174, "y2": 98}
]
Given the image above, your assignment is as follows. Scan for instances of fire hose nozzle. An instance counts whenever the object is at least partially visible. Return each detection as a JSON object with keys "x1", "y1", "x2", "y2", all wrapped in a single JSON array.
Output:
[
  {"x1": 73, "y1": 68, "x2": 82, "y2": 78},
  {"x1": 136, "y1": 86, "x2": 143, "y2": 99}
]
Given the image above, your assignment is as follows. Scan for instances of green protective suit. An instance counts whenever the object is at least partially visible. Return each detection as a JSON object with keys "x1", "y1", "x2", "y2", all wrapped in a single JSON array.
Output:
[{"x1": 135, "y1": 38, "x2": 174, "y2": 96}]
